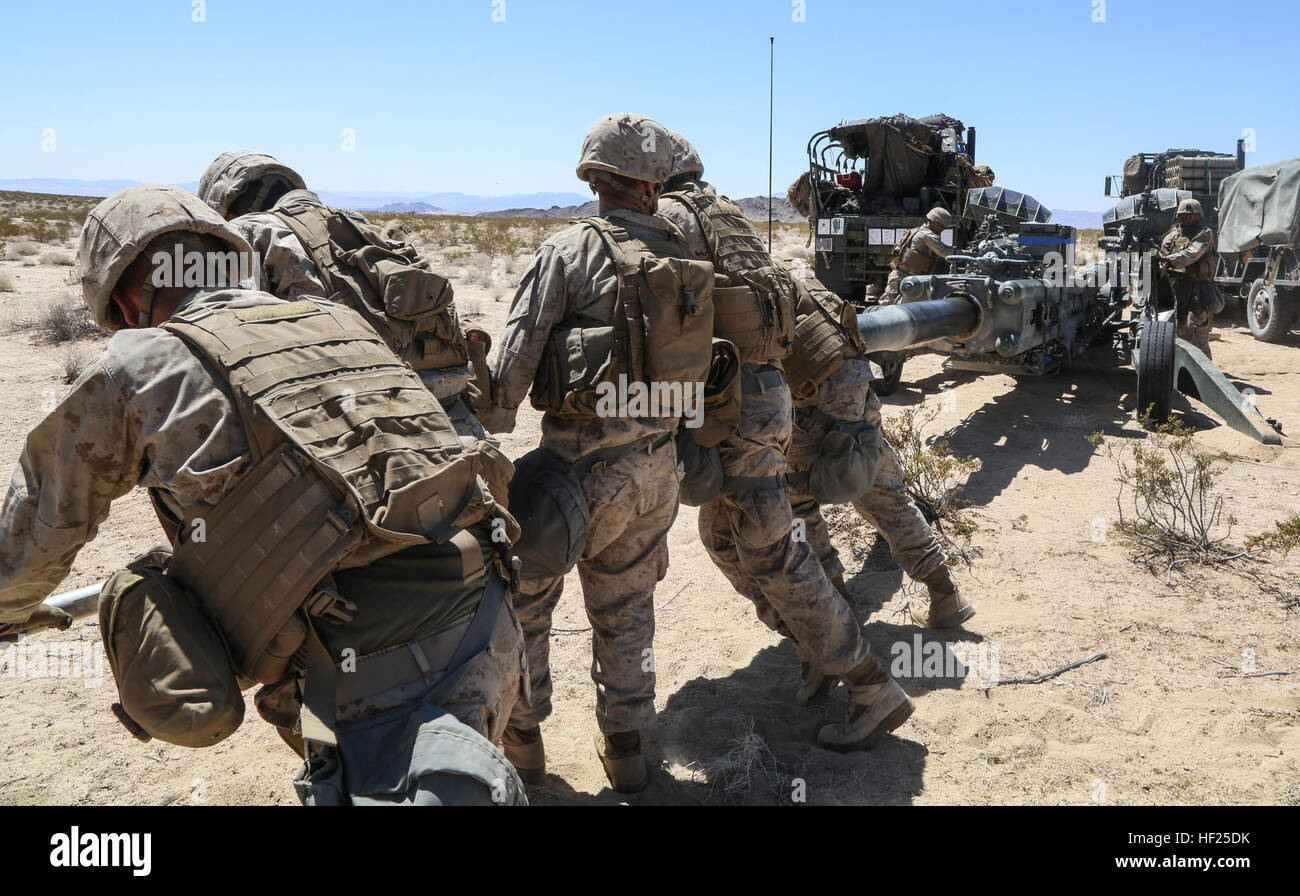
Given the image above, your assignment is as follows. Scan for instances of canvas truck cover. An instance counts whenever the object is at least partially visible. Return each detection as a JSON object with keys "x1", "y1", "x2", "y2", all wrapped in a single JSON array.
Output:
[
  {"x1": 827, "y1": 115, "x2": 944, "y2": 198},
  {"x1": 1218, "y1": 156, "x2": 1300, "y2": 253}
]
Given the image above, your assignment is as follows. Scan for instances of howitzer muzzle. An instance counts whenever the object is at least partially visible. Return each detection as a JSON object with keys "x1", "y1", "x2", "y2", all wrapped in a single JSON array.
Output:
[{"x1": 856, "y1": 297, "x2": 980, "y2": 353}]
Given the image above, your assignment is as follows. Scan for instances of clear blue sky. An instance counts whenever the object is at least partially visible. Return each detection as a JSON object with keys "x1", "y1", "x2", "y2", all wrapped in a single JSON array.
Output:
[{"x1": 1, "y1": 0, "x2": 1296, "y2": 210}]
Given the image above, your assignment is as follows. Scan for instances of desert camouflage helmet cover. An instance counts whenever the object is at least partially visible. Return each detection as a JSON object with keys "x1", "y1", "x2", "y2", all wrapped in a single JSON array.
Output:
[
  {"x1": 1177, "y1": 198, "x2": 1204, "y2": 217},
  {"x1": 198, "y1": 150, "x2": 307, "y2": 217},
  {"x1": 575, "y1": 114, "x2": 673, "y2": 185},
  {"x1": 926, "y1": 207, "x2": 954, "y2": 227},
  {"x1": 78, "y1": 184, "x2": 253, "y2": 332},
  {"x1": 666, "y1": 130, "x2": 704, "y2": 182}
]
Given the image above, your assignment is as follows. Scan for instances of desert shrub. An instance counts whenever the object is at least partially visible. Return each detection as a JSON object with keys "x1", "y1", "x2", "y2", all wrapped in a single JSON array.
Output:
[
  {"x1": 1088, "y1": 418, "x2": 1234, "y2": 566},
  {"x1": 883, "y1": 400, "x2": 982, "y2": 538},
  {"x1": 0, "y1": 270, "x2": 14, "y2": 292},
  {"x1": 14, "y1": 299, "x2": 105, "y2": 343},
  {"x1": 41, "y1": 250, "x2": 75, "y2": 266},
  {"x1": 12, "y1": 241, "x2": 41, "y2": 257},
  {"x1": 60, "y1": 346, "x2": 92, "y2": 384}
]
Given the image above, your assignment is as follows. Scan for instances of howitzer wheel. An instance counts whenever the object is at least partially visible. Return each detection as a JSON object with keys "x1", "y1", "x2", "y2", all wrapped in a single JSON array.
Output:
[
  {"x1": 1246, "y1": 279, "x2": 1296, "y2": 343},
  {"x1": 1135, "y1": 318, "x2": 1175, "y2": 423},
  {"x1": 870, "y1": 352, "x2": 905, "y2": 396}
]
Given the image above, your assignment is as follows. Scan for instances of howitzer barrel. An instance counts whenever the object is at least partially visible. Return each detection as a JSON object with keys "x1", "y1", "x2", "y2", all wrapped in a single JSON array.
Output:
[{"x1": 856, "y1": 297, "x2": 979, "y2": 353}]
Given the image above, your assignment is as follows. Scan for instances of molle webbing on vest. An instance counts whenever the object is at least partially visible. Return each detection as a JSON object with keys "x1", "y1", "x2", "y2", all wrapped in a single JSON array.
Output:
[
  {"x1": 784, "y1": 280, "x2": 866, "y2": 404},
  {"x1": 670, "y1": 189, "x2": 794, "y2": 363},
  {"x1": 162, "y1": 299, "x2": 493, "y2": 675},
  {"x1": 272, "y1": 201, "x2": 469, "y2": 373}
]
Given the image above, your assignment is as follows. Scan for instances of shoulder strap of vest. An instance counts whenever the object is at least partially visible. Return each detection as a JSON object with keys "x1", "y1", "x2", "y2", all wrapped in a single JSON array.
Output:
[
  {"x1": 272, "y1": 203, "x2": 341, "y2": 293},
  {"x1": 665, "y1": 189, "x2": 718, "y2": 262},
  {"x1": 576, "y1": 216, "x2": 646, "y2": 382}
]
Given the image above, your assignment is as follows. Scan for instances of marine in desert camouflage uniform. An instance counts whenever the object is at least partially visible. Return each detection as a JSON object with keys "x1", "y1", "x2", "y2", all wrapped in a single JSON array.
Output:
[
  {"x1": 196, "y1": 152, "x2": 488, "y2": 439},
  {"x1": 1158, "y1": 197, "x2": 1220, "y2": 358},
  {"x1": 880, "y1": 207, "x2": 955, "y2": 304},
  {"x1": 478, "y1": 114, "x2": 690, "y2": 793},
  {"x1": 0, "y1": 185, "x2": 525, "y2": 806},
  {"x1": 656, "y1": 132, "x2": 915, "y2": 749},
  {"x1": 783, "y1": 288, "x2": 975, "y2": 699}
]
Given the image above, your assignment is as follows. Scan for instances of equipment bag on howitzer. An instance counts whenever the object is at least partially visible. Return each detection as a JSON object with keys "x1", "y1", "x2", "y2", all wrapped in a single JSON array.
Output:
[
  {"x1": 784, "y1": 278, "x2": 867, "y2": 403},
  {"x1": 530, "y1": 216, "x2": 716, "y2": 419},
  {"x1": 272, "y1": 199, "x2": 469, "y2": 374},
  {"x1": 664, "y1": 188, "x2": 795, "y2": 365},
  {"x1": 103, "y1": 298, "x2": 516, "y2": 748}
]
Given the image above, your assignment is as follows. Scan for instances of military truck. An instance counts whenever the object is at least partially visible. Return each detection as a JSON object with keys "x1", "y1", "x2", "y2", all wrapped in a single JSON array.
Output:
[
  {"x1": 1213, "y1": 155, "x2": 1300, "y2": 342},
  {"x1": 802, "y1": 114, "x2": 992, "y2": 304},
  {"x1": 1103, "y1": 142, "x2": 1246, "y2": 229}
]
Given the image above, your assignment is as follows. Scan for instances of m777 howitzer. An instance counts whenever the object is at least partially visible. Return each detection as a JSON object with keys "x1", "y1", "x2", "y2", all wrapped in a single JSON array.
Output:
[{"x1": 852, "y1": 211, "x2": 1282, "y2": 445}]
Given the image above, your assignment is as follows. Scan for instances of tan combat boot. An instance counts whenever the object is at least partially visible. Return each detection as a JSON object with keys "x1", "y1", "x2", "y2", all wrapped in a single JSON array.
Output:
[
  {"x1": 502, "y1": 725, "x2": 545, "y2": 786},
  {"x1": 817, "y1": 657, "x2": 915, "y2": 752},
  {"x1": 595, "y1": 730, "x2": 647, "y2": 794},
  {"x1": 796, "y1": 662, "x2": 837, "y2": 706},
  {"x1": 918, "y1": 566, "x2": 975, "y2": 629}
]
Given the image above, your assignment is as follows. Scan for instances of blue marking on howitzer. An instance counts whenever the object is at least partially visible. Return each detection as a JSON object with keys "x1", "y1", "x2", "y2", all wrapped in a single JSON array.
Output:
[{"x1": 1018, "y1": 236, "x2": 1076, "y2": 245}]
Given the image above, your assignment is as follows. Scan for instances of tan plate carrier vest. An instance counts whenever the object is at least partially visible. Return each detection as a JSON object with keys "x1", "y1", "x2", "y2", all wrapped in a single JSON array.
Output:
[
  {"x1": 159, "y1": 299, "x2": 511, "y2": 710},
  {"x1": 272, "y1": 201, "x2": 470, "y2": 375},
  {"x1": 894, "y1": 224, "x2": 937, "y2": 274},
  {"x1": 530, "y1": 216, "x2": 717, "y2": 420},
  {"x1": 666, "y1": 188, "x2": 795, "y2": 364},
  {"x1": 784, "y1": 278, "x2": 868, "y2": 404}
]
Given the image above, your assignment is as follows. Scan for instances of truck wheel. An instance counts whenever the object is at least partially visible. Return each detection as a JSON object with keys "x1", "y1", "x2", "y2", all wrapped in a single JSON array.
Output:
[
  {"x1": 870, "y1": 352, "x2": 905, "y2": 396},
  {"x1": 1246, "y1": 279, "x2": 1296, "y2": 343},
  {"x1": 1135, "y1": 318, "x2": 1175, "y2": 424}
]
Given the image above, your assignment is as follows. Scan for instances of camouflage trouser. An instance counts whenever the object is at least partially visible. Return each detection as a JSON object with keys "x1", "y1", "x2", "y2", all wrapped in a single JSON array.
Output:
[
  {"x1": 509, "y1": 439, "x2": 678, "y2": 735},
  {"x1": 788, "y1": 361, "x2": 946, "y2": 585},
  {"x1": 1171, "y1": 278, "x2": 1214, "y2": 358},
  {"x1": 294, "y1": 594, "x2": 528, "y2": 806},
  {"x1": 698, "y1": 365, "x2": 872, "y2": 677}
]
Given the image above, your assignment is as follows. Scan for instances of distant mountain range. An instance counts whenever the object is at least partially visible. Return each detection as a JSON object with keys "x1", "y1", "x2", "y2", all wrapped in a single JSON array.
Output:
[
  {"x1": 0, "y1": 178, "x2": 1107, "y2": 228},
  {"x1": 0, "y1": 178, "x2": 590, "y2": 216}
]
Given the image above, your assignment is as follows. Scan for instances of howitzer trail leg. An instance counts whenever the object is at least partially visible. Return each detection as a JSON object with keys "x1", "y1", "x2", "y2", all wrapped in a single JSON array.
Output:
[{"x1": 1172, "y1": 339, "x2": 1282, "y2": 445}]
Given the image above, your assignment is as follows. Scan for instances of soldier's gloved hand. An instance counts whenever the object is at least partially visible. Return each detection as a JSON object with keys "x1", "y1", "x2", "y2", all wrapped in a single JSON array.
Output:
[{"x1": 0, "y1": 604, "x2": 74, "y2": 640}]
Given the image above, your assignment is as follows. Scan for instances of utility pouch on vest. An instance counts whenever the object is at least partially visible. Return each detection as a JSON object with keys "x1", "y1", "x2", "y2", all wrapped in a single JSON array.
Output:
[
  {"x1": 530, "y1": 323, "x2": 620, "y2": 417},
  {"x1": 635, "y1": 255, "x2": 716, "y2": 385},
  {"x1": 690, "y1": 338, "x2": 742, "y2": 448},
  {"x1": 99, "y1": 547, "x2": 245, "y2": 748}
]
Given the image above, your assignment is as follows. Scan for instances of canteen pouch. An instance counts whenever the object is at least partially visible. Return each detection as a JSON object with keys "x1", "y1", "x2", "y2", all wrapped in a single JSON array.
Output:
[
  {"x1": 809, "y1": 418, "x2": 884, "y2": 505},
  {"x1": 98, "y1": 547, "x2": 245, "y2": 748}
]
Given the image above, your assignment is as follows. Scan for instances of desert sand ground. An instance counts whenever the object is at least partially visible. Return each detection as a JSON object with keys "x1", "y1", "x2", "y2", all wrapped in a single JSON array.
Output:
[{"x1": 0, "y1": 198, "x2": 1296, "y2": 806}]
